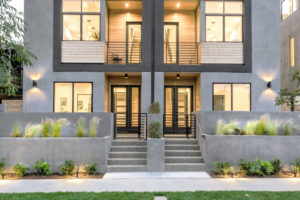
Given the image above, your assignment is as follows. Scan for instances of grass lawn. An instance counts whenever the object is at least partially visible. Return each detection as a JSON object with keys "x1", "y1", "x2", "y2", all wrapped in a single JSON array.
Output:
[{"x1": 0, "y1": 192, "x2": 300, "y2": 200}]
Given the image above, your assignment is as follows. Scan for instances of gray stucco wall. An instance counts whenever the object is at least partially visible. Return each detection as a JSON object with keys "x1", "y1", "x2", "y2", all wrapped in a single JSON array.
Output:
[
  {"x1": 280, "y1": 0, "x2": 300, "y2": 90},
  {"x1": 204, "y1": 135, "x2": 300, "y2": 170},
  {"x1": 0, "y1": 137, "x2": 111, "y2": 173},
  {"x1": 0, "y1": 113, "x2": 114, "y2": 137}
]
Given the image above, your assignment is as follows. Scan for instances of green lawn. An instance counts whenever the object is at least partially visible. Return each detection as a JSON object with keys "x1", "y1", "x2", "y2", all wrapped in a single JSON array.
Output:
[{"x1": 0, "y1": 192, "x2": 300, "y2": 200}]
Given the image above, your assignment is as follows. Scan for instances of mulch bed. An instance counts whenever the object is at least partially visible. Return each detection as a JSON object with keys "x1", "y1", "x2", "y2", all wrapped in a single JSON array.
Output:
[
  {"x1": 1, "y1": 173, "x2": 104, "y2": 180},
  {"x1": 210, "y1": 171, "x2": 297, "y2": 178}
]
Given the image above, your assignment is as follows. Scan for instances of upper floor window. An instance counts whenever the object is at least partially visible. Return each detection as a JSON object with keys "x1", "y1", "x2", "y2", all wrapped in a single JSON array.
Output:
[
  {"x1": 282, "y1": 0, "x2": 298, "y2": 21},
  {"x1": 62, "y1": 0, "x2": 101, "y2": 41},
  {"x1": 205, "y1": 0, "x2": 243, "y2": 42}
]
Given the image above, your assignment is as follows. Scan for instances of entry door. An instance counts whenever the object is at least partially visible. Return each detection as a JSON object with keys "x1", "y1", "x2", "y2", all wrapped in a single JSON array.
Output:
[
  {"x1": 112, "y1": 86, "x2": 141, "y2": 133},
  {"x1": 164, "y1": 23, "x2": 178, "y2": 64},
  {"x1": 127, "y1": 23, "x2": 142, "y2": 64},
  {"x1": 164, "y1": 86, "x2": 193, "y2": 134}
]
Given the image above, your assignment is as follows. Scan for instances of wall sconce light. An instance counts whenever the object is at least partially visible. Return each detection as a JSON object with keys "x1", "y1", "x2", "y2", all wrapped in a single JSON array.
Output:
[
  {"x1": 267, "y1": 81, "x2": 271, "y2": 89},
  {"x1": 32, "y1": 80, "x2": 37, "y2": 88},
  {"x1": 176, "y1": 74, "x2": 180, "y2": 80},
  {"x1": 124, "y1": 73, "x2": 129, "y2": 79}
]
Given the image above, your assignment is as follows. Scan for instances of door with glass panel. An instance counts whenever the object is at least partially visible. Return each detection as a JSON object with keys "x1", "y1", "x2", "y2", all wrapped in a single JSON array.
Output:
[
  {"x1": 127, "y1": 23, "x2": 142, "y2": 64},
  {"x1": 111, "y1": 86, "x2": 141, "y2": 133},
  {"x1": 164, "y1": 86, "x2": 193, "y2": 134},
  {"x1": 164, "y1": 23, "x2": 178, "y2": 64}
]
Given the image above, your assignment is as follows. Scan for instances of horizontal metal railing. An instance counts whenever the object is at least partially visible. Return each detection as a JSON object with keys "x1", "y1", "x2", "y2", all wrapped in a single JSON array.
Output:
[
  {"x1": 106, "y1": 42, "x2": 142, "y2": 64},
  {"x1": 164, "y1": 42, "x2": 200, "y2": 65}
]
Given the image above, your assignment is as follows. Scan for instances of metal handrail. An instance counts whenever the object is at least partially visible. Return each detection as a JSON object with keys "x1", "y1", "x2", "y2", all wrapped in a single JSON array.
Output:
[
  {"x1": 164, "y1": 42, "x2": 200, "y2": 65},
  {"x1": 106, "y1": 42, "x2": 142, "y2": 64}
]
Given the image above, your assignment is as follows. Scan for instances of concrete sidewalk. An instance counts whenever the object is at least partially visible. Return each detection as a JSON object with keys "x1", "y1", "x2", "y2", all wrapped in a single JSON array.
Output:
[{"x1": 0, "y1": 178, "x2": 300, "y2": 193}]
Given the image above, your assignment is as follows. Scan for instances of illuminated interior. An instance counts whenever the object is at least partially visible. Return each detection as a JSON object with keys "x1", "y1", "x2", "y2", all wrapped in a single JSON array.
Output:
[
  {"x1": 290, "y1": 37, "x2": 295, "y2": 67},
  {"x1": 281, "y1": 0, "x2": 298, "y2": 20}
]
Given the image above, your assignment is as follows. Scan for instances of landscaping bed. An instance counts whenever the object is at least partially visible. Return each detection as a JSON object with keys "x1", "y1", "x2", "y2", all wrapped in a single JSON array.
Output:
[
  {"x1": 1, "y1": 173, "x2": 104, "y2": 180},
  {"x1": 209, "y1": 171, "x2": 296, "y2": 178}
]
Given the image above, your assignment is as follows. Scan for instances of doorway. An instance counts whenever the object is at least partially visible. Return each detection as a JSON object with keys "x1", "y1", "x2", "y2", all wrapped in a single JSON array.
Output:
[
  {"x1": 126, "y1": 22, "x2": 142, "y2": 64},
  {"x1": 164, "y1": 23, "x2": 179, "y2": 64}
]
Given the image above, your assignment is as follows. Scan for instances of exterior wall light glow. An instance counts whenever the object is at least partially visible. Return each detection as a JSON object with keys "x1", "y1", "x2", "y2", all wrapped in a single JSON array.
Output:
[
  {"x1": 267, "y1": 81, "x2": 271, "y2": 89},
  {"x1": 176, "y1": 3, "x2": 181, "y2": 8},
  {"x1": 124, "y1": 73, "x2": 129, "y2": 79},
  {"x1": 176, "y1": 74, "x2": 180, "y2": 80},
  {"x1": 33, "y1": 80, "x2": 37, "y2": 88},
  {"x1": 125, "y1": 3, "x2": 129, "y2": 8}
]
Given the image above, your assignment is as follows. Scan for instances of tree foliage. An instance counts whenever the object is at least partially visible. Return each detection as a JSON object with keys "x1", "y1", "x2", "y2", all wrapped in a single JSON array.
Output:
[{"x1": 0, "y1": 0, "x2": 36, "y2": 97}]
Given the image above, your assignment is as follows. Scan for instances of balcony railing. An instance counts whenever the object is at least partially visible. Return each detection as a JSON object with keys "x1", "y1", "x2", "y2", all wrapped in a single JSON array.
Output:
[
  {"x1": 164, "y1": 42, "x2": 200, "y2": 65},
  {"x1": 106, "y1": 42, "x2": 142, "y2": 64}
]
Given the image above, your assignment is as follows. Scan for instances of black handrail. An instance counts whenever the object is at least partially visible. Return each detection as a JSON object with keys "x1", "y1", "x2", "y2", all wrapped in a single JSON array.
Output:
[
  {"x1": 164, "y1": 42, "x2": 200, "y2": 65},
  {"x1": 106, "y1": 42, "x2": 142, "y2": 64}
]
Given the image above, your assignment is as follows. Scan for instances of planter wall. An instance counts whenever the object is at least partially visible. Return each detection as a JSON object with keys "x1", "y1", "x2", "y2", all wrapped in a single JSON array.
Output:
[
  {"x1": 147, "y1": 138, "x2": 165, "y2": 172},
  {"x1": 0, "y1": 137, "x2": 112, "y2": 173},
  {"x1": 0, "y1": 113, "x2": 114, "y2": 137},
  {"x1": 0, "y1": 104, "x2": 7, "y2": 113},
  {"x1": 204, "y1": 135, "x2": 300, "y2": 171}
]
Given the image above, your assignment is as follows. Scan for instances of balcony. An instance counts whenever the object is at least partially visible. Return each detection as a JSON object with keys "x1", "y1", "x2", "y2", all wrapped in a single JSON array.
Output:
[
  {"x1": 106, "y1": 42, "x2": 142, "y2": 64},
  {"x1": 164, "y1": 42, "x2": 200, "y2": 65}
]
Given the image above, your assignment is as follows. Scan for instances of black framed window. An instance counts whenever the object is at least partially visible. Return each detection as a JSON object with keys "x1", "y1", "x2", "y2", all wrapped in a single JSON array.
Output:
[
  {"x1": 213, "y1": 83, "x2": 251, "y2": 111},
  {"x1": 205, "y1": 0, "x2": 244, "y2": 42},
  {"x1": 54, "y1": 82, "x2": 93, "y2": 113},
  {"x1": 281, "y1": 0, "x2": 298, "y2": 21},
  {"x1": 62, "y1": 0, "x2": 101, "y2": 41}
]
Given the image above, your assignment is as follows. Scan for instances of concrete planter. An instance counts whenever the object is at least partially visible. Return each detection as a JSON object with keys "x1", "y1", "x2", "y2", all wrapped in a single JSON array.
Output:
[
  {"x1": 0, "y1": 137, "x2": 112, "y2": 173},
  {"x1": 204, "y1": 135, "x2": 300, "y2": 171},
  {"x1": 0, "y1": 104, "x2": 7, "y2": 113},
  {"x1": 147, "y1": 138, "x2": 165, "y2": 172}
]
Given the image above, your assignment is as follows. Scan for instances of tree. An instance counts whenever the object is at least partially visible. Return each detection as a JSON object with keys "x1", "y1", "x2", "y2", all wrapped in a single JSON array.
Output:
[
  {"x1": 275, "y1": 71, "x2": 300, "y2": 112},
  {"x1": 0, "y1": 0, "x2": 36, "y2": 103}
]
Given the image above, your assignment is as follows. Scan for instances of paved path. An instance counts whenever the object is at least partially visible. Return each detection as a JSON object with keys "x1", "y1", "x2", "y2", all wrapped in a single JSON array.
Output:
[{"x1": 1, "y1": 178, "x2": 300, "y2": 193}]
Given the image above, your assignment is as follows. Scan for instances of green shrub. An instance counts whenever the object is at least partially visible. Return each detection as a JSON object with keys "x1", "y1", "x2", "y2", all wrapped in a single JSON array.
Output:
[
  {"x1": 76, "y1": 117, "x2": 87, "y2": 137},
  {"x1": 33, "y1": 159, "x2": 51, "y2": 176},
  {"x1": 290, "y1": 159, "x2": 300, "y2": 177},
  {"x1": 41, "y1": 118, "x2": 53, "y2": 137},
  {"x1": 90, "y1": 117, "x2": 100, "y2": 137},
  {"x1": 270, "y1": 159, "x2": 283, "y2": 175},
  {"x1": 11, "y1": 123, "x2": 23, "y2": 137},
  {"x1": 239, "y1": 159, "x2": 275, "y2": 177},
  {"x1": 0, "y1": 158, "x2": 6, "y2": 177},
  {"x1": 148, "y1": 101, "x2": 161, "y2": 114},
  {"x1": 148, "y1": 121, "x2": 162, "y2": 138},
  {"x1": 239, "y1": 159, "x2": 256, "y2": 176},
  {"x1": 84, "y1": 163, "x2": 98, "y2": 175},
  {"x1": 59, "y1": 160, "x2": 75, "y2": 175},
  {"x1": 241, "y1": 121, "x2": 257, "y2": 135},
  {"x1": 255, "y1": 115, "x2": 278, "y2": 136},
  {"x1": 52, "y1": 118, "x2": 70, "y2": 137},
  {"x1": 13, "y1": 163, "x2": 30, "y2": 177},
  {"x1": 24, "y1": 123, "x2": 42, "y2": 138},
  {"x1": 214, "y1": 161, "x2": 235, "y2": 176},
  {"x1": 283, "y1": 120, "x2": 295, "y2": 136},
  {"x1": 216, "y1": 120, "x2": 240, "y2": 135}
]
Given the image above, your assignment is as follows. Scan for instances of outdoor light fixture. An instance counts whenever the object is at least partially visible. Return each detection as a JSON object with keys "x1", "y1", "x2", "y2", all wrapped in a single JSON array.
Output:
[
  {"x1": 32, "y1": 80, "x2": 37, "y2": 88},
  {"x1": 267, "y1": 81, "x2": 272, "y2": 89},
  {"x1": 176, "y1": 3, "x2": 181, "y2": 8},
  {"x1": 125, "y1": 3, "x2": 129, "y2": 8},
  {"x1": 124, "y1": 73, "x2": 129, "y2": 79},
  {"x1": 176, "y1": 74, "x2": 180, "y2": 80}
]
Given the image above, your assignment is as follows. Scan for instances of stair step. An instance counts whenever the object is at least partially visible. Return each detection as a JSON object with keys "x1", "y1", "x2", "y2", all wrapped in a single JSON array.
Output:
[
  {"x1": 165, "y1": 145, "x2": 200, "y2": 151},
  {"x1": 109, "y1": 152, "x2": 147, "y2": 158},
  {"x1": 108, "y1": 158, "x2": 147, "y2": 165},
  {"x1": 112, "y1": 141, "x2": 147, "y2": 146},
  {"x1": 165, "y1": 150, "x2": 202, "y2": 157},
  {"x1": 111, "y1": 146, "x2": 147, "y2": 152},
  {"x1": 165, "y1": 156, "x2": 204, "y2": 164},
  {"x1": 106, "y1": 165, "x2": 147, "y2": 172},
  {"x1": 165, "y1": 140, "x2": 198, "y2": 145},
  {"x1": 165, "y1": 163, "x2": 206, "y2": 172}
]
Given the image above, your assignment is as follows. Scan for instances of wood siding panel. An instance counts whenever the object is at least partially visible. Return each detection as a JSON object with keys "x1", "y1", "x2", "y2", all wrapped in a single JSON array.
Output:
[
  {"x1": 201, "y1": 43, "x2": 244, "y2": 64},
  {"x1": 61, "y1": 41, "x2": 105, "y2": 63},
  {"x1": 2, "y1": 100, "x2": 23, "y2": 112}
]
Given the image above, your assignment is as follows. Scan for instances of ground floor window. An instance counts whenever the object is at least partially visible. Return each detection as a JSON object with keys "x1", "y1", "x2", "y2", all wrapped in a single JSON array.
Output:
[
  {"x1": 54, "y1": 82, "x2": 93, "y2": 113},
  {"x1": 213, "y1": 83, "x2": 251, "y2": 111}
]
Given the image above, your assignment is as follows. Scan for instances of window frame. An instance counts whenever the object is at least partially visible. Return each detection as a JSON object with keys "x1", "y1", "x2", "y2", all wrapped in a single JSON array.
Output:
[
  {"x1": 61, "y1": 0, "x2": 101, "y2": 41},
  {"x1": 212, "y1": 82, "x2": 252, "y2": 111},
  {"x1": 281, "y1": 0, "x2": 298, "y2": 21},
  {"x1": 53, "y1": 81, "x2": 94, "y2": 113},
  {"x1": 205, "y1": 0, "x2": 244, "y2": 43}
]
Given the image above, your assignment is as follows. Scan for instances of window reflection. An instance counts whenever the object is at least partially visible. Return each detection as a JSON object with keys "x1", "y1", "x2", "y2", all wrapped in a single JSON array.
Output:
[
  {"x1": 82, "y1": 15, "x2": 100, "y2": 40},
  {"x1": 82, "y1": 0, "x2": 101, "y2": 12},
  {"x1": 63, "y1": 15, "x2": 81, "y2": 40}
]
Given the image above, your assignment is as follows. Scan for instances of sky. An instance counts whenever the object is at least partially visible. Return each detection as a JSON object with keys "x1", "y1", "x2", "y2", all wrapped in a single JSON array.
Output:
[{"x1": 11, "y1": 0, "x2": 24, "y2": 13}]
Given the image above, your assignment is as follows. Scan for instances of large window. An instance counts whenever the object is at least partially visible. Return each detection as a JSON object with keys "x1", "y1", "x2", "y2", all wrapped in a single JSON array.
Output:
[
  {"x1": 213, "y1": 83, "x2": 251, "y2": 111},
  {"x1": 290, "y1": 37, "x2": 295, "y2": 67},
  {"x1": 54, "y1": 82, "x2": 93, "y2": 113},
  {"x1": 62, "y1": 0, "x2": 101, "y2": 41},
  {"x1": 205, "y1": 0, "x2": 243, "y2": 42},
  {"x1": 282, "y1": 0, "x2": 298, "y2": 21}
]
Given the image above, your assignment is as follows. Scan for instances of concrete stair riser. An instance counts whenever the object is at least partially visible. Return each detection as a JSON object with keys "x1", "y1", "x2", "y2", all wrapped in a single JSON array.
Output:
[
  {"x1": 112, "y1": 141, "x2": 147, "y2": 146},
  {"x1": 165, "y1": 140, "x2": 199, "y2": 145},
  {"x1": 108, "y1": 158, "x2": 147, "y2": 165},
  {"x1": 165, "y1": 145, "x2": 200, "y2": 151},
  {"x1": 106, "y1": 166, "x2": 147, "y2": 172},
  {"x1": 111, "y1": 146, "x2": 147, "y2": 152},
  {"x1": 165, "y1": 163, "x2": 206, "y2": 172},
  {"x1": 165, "y1": 150, "x2": 202, "y2": 157},
  {"x1": 165, "y1": 157, "x2": 204, "y2": 163},
  {"x1": 109, "y1": 152, "x2": 147, "y2": 158}
]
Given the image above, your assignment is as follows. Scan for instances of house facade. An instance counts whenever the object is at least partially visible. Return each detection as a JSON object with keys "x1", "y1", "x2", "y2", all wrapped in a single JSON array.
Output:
[{"x1": 23, "y1": 0, "x2": 280, "y2": 136}]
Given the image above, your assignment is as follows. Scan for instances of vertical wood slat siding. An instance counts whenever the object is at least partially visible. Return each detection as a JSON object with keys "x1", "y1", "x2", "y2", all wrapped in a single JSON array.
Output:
[
  {"x1": 61, "y1": 41, "x2": 105, "y2": 63},
  {"x1": 201, "y1": 43, "x2": 244, "y2": 64}
]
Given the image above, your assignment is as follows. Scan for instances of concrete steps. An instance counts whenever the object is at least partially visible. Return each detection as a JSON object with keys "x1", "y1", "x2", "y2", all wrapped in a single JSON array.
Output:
[
  {"x1": 165, "y1": 139, "x2": 205, "y2": 172},
  {"x1": 107, "y1": 140, "x2": 147, "y2": 172}
]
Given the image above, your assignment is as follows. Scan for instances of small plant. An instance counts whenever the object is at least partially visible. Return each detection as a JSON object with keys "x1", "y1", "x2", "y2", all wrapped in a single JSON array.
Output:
[
  {"x1": 84, "y1": 163, "x2": 98, "y2": 175},
  {"x1": 24, "y1": 123, "x2": 42, "y2": 138},
  {"x1": 283, "y1": 120, "x2": 295, "y2": 136},
  {"x1": 90, "y1": 117, "x2": 100, "y2": 137},
  {"x1": 270, "y1": 159, "x2": 283, "y2": 175},
  {"x1": 239, "y1": 159, "x2": 275, "y2": 177},
  {"x1": 59, "y1": 160, "x2": 75, "y2": 175},
  {"x1": 41, "y1": 118, "x2": 53, "y2": 137},
  {"x1": 33, "y1": 159, "x2": 51, "y2": 176},
  {"x1": 52, "y1": 118, "x2": 70, "y2": 137},
  {"x1": 214, "y1": 161, "x2": 235, "y2": 176},
  {"x1": 0, "y1": 159, "x2": 6, "y2": 178},
  {"x1": 290, "y1": 159, "x2": 300, "y2": 177},
  {"x1": 148, "y1": 121, "x2": 162, "y2": 138},
  {"x1": 241, "y1": 121, "x2": 257, "y2": 135},
  {"x1": 239, "y1": 159, "x2": 256, "y2": 176},
  {"x1": 216, "y1": 120, "x2": 240, "y2": 135},
  {"x1": 13, "y1": 163, "x2": 30, "y2": 177},
  {"x1": 76, "y1": 117, "x2": 87, "y2": 137},
  {"x1": 255, "y1": 115, "x2": 278, "y2": 136},
  {"x1": 11, "y1": 123, "x2": 23, "y2": 137},
  {"x1": 112, "y1": 54, "x2": 122, "y2": 64},
  {"x1": 148, "y1": 101, "x2": 161, "y2": 114}
]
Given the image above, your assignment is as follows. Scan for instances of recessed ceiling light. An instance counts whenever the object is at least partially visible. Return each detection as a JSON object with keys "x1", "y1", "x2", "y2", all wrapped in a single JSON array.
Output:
[
  {"x1": 176, "y1": 3, "x2": 181, "y2": 8},
  {"x1": 125, "y1": 3, "x2": 129, "y2": 8}
]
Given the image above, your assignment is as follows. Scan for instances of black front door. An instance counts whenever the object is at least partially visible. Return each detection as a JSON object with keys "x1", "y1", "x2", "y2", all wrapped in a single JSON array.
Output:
[
  {"x1": 111, "y1": 86, "x2": 141, "y2": 133},
  {"x1": 164, "y1": 86, "x2": 193, "y2": 135}
]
